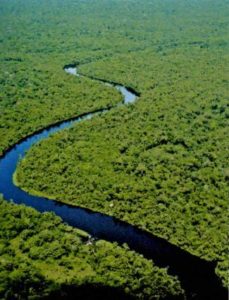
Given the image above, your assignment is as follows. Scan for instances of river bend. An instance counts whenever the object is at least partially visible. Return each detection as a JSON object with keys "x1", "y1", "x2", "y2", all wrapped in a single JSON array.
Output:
[{"x1": 0, "y1": 65, "x2": 226, "y2": 300}]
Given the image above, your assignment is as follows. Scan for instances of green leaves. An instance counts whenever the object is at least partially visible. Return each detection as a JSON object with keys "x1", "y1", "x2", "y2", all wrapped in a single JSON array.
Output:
[
  {"x1": 1, "y1": 0, "x2": 228, "y2": 295},
  {"x1": 0, "y1": 197, "x2": 183, "y2": 299}
]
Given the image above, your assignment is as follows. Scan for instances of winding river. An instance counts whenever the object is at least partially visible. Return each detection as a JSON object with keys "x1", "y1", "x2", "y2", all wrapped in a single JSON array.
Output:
[{"x1": 0, "y1": 65, "x2": 226, "y2": 299}]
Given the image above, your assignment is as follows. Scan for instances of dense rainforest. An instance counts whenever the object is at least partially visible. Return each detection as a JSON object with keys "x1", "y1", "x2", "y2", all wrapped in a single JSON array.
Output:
[
  {"x1": 0, "y1": 0, "x2": 228, "y2": 298},
  {"x1": 0, "y1": 197, "x2": 183, "y2": 299}
]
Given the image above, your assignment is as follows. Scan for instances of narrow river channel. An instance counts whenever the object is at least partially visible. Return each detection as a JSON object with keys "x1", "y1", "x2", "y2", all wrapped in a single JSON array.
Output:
[{"x1": 0, "y1": 65, "x2": 226, "y2": 299}]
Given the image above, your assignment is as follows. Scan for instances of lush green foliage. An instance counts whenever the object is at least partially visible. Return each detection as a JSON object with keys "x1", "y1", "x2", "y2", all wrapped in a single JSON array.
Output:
[
  {"x1": 0, "y1": 197, "x2": 183, "y2": 299},
  {"x1": 13, "y1": 0, "x2": 229, "y2": 287},
  {"x1": 1, "y1": 0, "x2": 228, "y2": 296},
  {"x1": 0, "y1": 57, "x2": 122, "y2": 155},
  {"x1": 0, "y1": 0, "x2": 127, "y2": 155}
]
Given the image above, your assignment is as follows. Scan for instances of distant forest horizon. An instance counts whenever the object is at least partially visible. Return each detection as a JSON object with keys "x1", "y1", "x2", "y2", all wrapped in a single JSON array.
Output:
[{"x1": 0, "y1": 0, "x2": 228, "y2": 299}]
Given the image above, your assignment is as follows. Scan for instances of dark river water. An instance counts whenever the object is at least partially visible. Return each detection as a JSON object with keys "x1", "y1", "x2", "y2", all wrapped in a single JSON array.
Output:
[{"x1": 0, "y1": 65, "x2": 226, "y2": 299}]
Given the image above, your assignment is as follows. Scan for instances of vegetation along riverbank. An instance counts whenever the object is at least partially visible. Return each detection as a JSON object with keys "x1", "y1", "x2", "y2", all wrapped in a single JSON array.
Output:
[{"x1": 1, "y1": 0, "x2": 228, "y2": 298}]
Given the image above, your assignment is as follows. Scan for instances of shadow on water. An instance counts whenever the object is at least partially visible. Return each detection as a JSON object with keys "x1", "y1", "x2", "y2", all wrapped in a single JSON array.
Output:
[
  {"x1": 45, "y1": 285, "x2": 135, "y2": 300},
  {"x1": 0, "y1": 64, "x2": 227, "y2": 300},
  {"x1": 45, "y1": 284, "x2": 185, "y2": 300}
]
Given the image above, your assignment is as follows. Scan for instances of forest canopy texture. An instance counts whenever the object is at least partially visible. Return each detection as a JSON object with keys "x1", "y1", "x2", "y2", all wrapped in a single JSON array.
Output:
[{"x1": 0, "y1": 0, "x2": 228, "y2": 299}]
